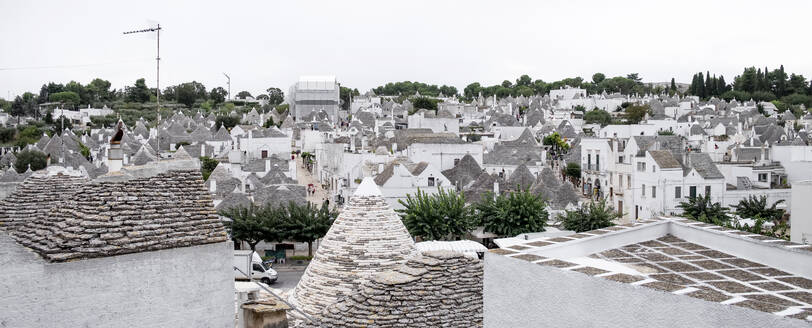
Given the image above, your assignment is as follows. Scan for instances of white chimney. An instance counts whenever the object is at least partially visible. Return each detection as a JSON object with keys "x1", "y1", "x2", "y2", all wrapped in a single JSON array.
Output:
[
  {"x1": 209, "y1": 179, "x2": 217, "y2": 193},
  {"x1": 265, "y1": 159, "x2": 271, "y2": 173}
]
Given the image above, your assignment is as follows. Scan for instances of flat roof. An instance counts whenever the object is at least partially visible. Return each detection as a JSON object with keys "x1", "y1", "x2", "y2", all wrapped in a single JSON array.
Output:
[{"x1": 491, "y1": 218, "x2": 812, "y2": 322}]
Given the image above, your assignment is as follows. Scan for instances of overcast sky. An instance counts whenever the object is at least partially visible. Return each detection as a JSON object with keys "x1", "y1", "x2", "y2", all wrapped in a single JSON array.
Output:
[{"x1": 2, "y1": 0, "x2": 811, "y2": 99}]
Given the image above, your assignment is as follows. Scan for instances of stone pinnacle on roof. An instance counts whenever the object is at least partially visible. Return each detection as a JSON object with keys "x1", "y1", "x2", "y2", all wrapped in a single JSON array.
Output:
[
  {"x1": 290, "y1": 177, "x2": 417, "y2": 317},
  {"x1": 354, "y1": 176, "x2": 382, "y2": 197}
]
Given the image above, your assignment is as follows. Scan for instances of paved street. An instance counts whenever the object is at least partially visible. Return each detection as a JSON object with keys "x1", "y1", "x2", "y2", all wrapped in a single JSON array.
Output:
[{"x1": 269, "y1": 269, "x2": 304, "y2": 292}]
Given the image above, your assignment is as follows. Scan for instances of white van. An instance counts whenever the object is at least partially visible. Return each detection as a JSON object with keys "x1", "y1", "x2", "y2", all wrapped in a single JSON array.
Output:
[{"x1": 234, "y1": 250, "x2": 278, "y2": 285}]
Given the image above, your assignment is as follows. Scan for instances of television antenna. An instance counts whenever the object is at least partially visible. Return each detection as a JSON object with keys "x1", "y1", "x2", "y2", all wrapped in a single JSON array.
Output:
[{"x1": 123, "y1": 24, "x2": 162, "y2": 109}]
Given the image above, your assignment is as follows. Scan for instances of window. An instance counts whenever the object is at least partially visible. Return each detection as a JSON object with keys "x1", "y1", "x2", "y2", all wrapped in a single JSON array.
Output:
[
  {"x1": 454, "y1": 158, "x2": 460, "y2": 166},
  {"x1": 261, "y1": 150, "x2": 268, "y2": 158},
  {"x1": 675, "y1": 186, "x2": 681, "y2": 199},
  {"x1": 428, "y1": 177, "x2": 435, "y2": 187},
  {"x1": 652, "y1": 165, "x2": 656, "y2": 172},
  {"x1": 596, "y1": 154, "x2": 600, "y2": 169},
  {"x1": 689, "y1": 186, "x2": 697, "y2": 198},
  {"x1": 637, "y1": 162, "x2": 646, "y2": 172},
  {"x1": 252, "y1": 263, "x2": 264, "y2": 272},
  {"x1": 652, "y1": 186, "x2": 656, "y2": 198},
  {"x1": 587, "y1": 154, "x2": 592, "y2": 169},
  {"x1": 705, "y1": 185, "x2": 711, "y2": 196},
  {"x1": 618, "y1": 174, "x2": 623, "y2": 188},
  {"x1": 627, "y1": 176, "x2": 631, "y2": 190},
  {"x1": 618, "y1": 156, "x2": 624, "y2": 163},
  {"x1": 642, "y1": 184, "x2": 646, "y2": 197},
  {"x1": 758, "y1": 173, "x2": 768, "y2": 182}
]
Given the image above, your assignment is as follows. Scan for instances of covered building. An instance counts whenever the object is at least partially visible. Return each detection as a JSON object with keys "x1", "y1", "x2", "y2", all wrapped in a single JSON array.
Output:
[{"x1": 289, "y1": 76, "x2": 340, "y2": 123}]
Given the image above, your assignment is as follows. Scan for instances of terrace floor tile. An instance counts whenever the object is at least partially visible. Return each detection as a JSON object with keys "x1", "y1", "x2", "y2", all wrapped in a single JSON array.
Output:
[{"x1": 602, "y1": 273, "x2": 645, "y2": 284}]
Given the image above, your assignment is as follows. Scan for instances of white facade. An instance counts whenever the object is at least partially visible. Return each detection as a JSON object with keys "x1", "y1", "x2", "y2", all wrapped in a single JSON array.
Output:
[
  {"x1": 790, "y1": 180, "x2": 812, "y2": 244},
  {"x1": 236, "y1": 130, "x2": 292, "y2": 160},
  {"x1": 377, "y1": 162, "x2": 451, "y2": 210},
  {"x1": 631, "y1": 152, "x2": 725, "y2": 220},
  {"x1": 549, "y1": 87, "x2": 587, "y2": 100},
  {"x1": 407, "y1": 112, "x2": 460, "y2": 134}
]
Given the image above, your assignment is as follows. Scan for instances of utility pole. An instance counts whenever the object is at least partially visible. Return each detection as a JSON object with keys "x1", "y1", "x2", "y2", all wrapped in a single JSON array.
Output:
[
  {"x1": 123, "y1": 24, "x2": 162, "y2": 109},
  {"x1": 223, "y1": 73, "x2": 231, "y2": 100}
]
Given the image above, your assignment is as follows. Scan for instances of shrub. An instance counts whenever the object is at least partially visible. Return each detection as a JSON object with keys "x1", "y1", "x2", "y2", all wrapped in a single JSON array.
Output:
[
  {"x1": 559, "y1": 201, "x2": 617, "y2": 232},
  {"x1": 476, "y1": 189, "x2": 548, "y2": 237},
  {"x1": 14, "y1": 150, "x2": 47, "y2": 173}
]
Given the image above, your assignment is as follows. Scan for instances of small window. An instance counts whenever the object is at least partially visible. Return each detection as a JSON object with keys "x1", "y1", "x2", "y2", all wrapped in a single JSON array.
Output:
[
  {"x1": 689, "y1": 186, "x2": 697, "y2": 198},
  {"x1": 675, "y1": 186, "x2": 681, "y2": 199},
  {"x1": 261, "y1": 150, "x2": 268, "y2": 158},
  {"x1": 758, "y1": 173, "x2": 768, "y2": 182},
  {"x1": 454, "y1": 158, "x2": 460, "y2": 166},
  {"x1": 652, "y1": 166, "x2": 656, "y2": 172},
  {"x1": 705, "y1": 185, "x2": 711, "y2": 196},
  {"x1": 642, "y1": 184, "x2": 646, "y2": 197},
  {"x1": 428, "y1": 177, "x2": 435, "y2": 187},
  {"x1": 652, "y1": 186, "x2": 656, "y2": 198},
  {"x1": 618, "y1": 175, "x2": 623, "y2": 188},
  {"x1": 618, "y1": 156, "x2": 624, "y2": 164},
  {"x1": 627, "y1": 176, "x2": 631, "y2": 189}
]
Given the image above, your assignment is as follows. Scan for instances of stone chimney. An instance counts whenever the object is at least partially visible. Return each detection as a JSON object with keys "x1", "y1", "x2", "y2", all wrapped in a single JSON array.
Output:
[{"x1": 107, "y1": 120, "x2": 124, "y2": 173}]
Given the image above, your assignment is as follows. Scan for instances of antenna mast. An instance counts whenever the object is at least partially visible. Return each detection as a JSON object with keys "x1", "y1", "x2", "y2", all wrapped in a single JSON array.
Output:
[{"x1": 123, "y1": 24, "x2": 162, "y2": 110}]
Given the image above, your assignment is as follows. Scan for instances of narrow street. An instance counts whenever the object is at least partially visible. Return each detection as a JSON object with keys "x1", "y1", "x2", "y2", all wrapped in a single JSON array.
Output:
[{"x1": 294, "y1": 150, "x2": 329, "y2": 206}]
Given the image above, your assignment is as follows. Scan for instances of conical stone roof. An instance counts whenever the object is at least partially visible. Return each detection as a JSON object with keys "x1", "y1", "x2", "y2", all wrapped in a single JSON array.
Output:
[{"x1": 291, "y1": 177, "x2": 418, "y2": 317}]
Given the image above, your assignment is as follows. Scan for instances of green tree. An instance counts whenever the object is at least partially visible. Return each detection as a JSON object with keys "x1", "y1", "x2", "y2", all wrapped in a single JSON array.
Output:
[
  {"x1": 670, "y1": 78, "x2": 677, "y2": 92},
  {"x1": 564, "y1": 162, "x2": 581, "y2": 182},
  {"x1": 209, "y1": 87, "x2": 227, "y2": 105},
  {"x1": 87, "y1": 78, "x2": 112, "y2": 102},
  {"x1": 266, "y1": 87, "x2": 284, "y2": 105},
  {"x1": 464, "y1": 82, "x2": 482, "y2": 99},
  {"x1": 14, "y1": 150, "x2": 47, "y2": 173},
  {"x1": 412, "y1": 97, "x2": 438, "y2": 112},
  {"x1": 215, "y1": 116, "x2": 240, "y2": 130},
  {"x1": 221, "y1": 204, "x2": 285, "y2": 252},
  {"x1": 11, "y1": 92, "x2": 38, "y2": 120},
  {"x1": 624, "y1": 104, "x2": 650, "y2": 124},
  {"x1": 559, "y1": 201, "x2": 617, "y2": 232},
  {"x1": 678, "y1": 194, "x2": 730, "y2": 225},
  {"x1": 397, "y1": 188, "x2": 476, "y2": 241},
  {"x1": 0, "y1": 127, "x2": 16, "y2": 143},
  {"x1": 263, "y1": 117, "x2": 276, "y2": 128},
  {"x1": 200, "y1": 156, "x2": 219, "y2": 180},
  {"x1": 280, "y1": 201, "x2": 337, "y2": 257},
  {"x1": 516, "y1": 74, "x2": 532, "y2": 87},
  {"x1": 592, "y1": 73, "x2": 606, "y2": 84},
  {"x1": 236, "y1": 91, "x2": 252, "y2": 99},
  {"x1": 732, "y1": 195, "x2": 785, "y2": 222},
  {"x1": 126, "y1": 78, "x2": 151, "y2": 103},
  {"x1": 49, "y1": 91, "x2": 81, "y2": 107},
  {"x1": 52, "y1": 116, "x2": 73, "y2": 135},
  {"x1": 175, "y1": 81, "x2": 207, "y2": 108},
  {"x1": 476, "y1": 190, "x2": 548, "y2": 237},
  {"x1": 583, "y1": 109, "x2": 612, "y2": 126},
  {"x1": 542, "y1": 132, "x2": 570, "y2": 155}
]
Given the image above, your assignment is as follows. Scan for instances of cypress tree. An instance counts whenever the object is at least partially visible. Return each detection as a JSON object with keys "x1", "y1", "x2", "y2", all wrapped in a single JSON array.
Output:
[
  {"x1": 670, "y1": 78, "x2": 677, "y2": 92},
  {"x1": 697, "y1": 72, "x2": 706, "y2": 99}
]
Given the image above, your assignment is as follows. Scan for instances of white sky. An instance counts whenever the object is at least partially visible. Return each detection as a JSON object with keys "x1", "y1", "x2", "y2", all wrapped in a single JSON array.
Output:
[{"x1": 1, "y1": 0, "x2": 811, "y2": 98}]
